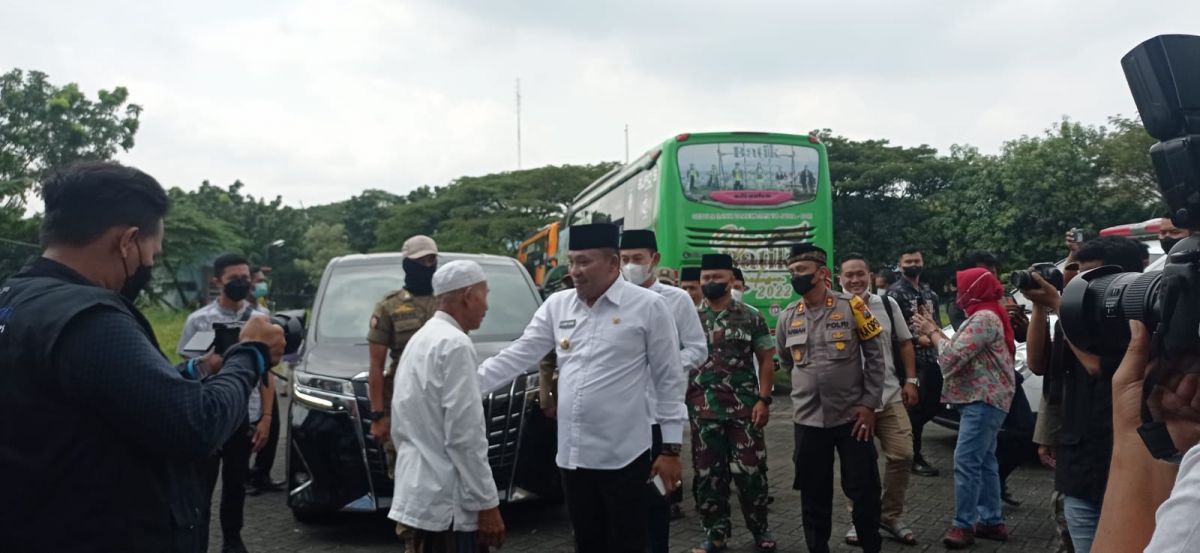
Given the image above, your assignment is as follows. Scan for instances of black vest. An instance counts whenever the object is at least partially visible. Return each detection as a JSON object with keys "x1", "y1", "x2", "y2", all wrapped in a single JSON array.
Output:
[
  {"x1": 1052, "y1": 331, "x2": 1115, "y2": 504},
  {"x1": 0, "y1": 259, "x2": 205, "y2": 552}
]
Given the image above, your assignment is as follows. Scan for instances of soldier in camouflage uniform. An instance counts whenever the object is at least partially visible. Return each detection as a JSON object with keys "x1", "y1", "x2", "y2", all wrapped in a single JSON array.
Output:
[
  {"x1": 688, "y1": 254, "x2": 777, "y2": 553},
  {"x1": 366, "y1": 235, "x2": 439, "y2": 478}
]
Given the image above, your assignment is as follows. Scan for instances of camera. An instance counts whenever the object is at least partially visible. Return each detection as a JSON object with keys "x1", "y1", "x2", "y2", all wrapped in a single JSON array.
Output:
[
  {"x1": 212, "y1": 310, "x2": 306, "y2": 356},
  {"x1": 1059, "y1": 34, "x2": 1200, "y2": 461},
  {"x1": 1011, "y1": 262, "x2": 1064, "y2": 292}
]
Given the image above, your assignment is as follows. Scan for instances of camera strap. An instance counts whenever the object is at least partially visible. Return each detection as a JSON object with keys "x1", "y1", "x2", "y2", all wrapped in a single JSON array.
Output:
[{"x1": 1137, "y1": 367, "x2": 1184, "y2": 464}]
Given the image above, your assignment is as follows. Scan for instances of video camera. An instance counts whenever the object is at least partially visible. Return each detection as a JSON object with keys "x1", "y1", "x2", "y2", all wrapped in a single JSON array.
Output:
[
  {"x1": 183, "y1": 310, "x2": 307, "y2": 358},
  {"x1": 213, "y1": 310, "x2": 306, "y2": 356},
  {"x1": 1059, "y1": 34, "x2": 1200, "y2": 462}
]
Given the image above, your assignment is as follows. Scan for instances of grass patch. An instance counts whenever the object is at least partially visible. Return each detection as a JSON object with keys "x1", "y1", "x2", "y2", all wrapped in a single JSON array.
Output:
[{"x1": 144, "y1": 307, "x2": 189, "y2": 364}]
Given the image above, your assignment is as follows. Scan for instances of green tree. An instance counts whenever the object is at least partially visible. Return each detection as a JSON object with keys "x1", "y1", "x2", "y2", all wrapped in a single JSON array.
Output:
[
  {"x1": 0, "y1": 69, "x2": 141, "y2": 278},
  {"x1": 818, "y1": 130, "x2": 960, "y2": 283},
  {"x1": 374, "y1": 163, "x2": 617, "y2": 254},
  {"x1": 928, "y1": 118, "x2": 1156, "y2": 272},
  {"x1": 306, "y1": 188, "x2": 405, "y2": 253},
  {"x1": 295, "y1": 222, "x2": 353, "y2": 283},
  {"x1": 159, "y1": 188, "x2": 243, "y2": 306}
]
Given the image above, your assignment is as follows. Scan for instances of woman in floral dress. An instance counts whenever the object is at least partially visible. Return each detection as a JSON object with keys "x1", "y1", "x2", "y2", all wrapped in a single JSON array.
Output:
[{"x1": 913, "y1": 267, "x2": 1016, "y2": 549}]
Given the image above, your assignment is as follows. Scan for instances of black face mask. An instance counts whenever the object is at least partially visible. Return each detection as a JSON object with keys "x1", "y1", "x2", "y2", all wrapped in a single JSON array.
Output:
[
  {"x1": 1162, "y1": 237, "x2": 1182, "y2": 255},
  {"x1": 701, "y1": 282, "x2": 728, "y2": 301},
  {"x1": 223, "y1": 278, "x2": 251, "y2": 302},
  {"x1": 791, "y1": 274, "x2": 816, "y2": 296},
  {"x1": 902, "y1": 265, "x2": 923, "y2": 279},
  {"x1": 403, "y1": 258, "x2": 437, "y2": 296},
  {"x1": 119, "y1": 241, "x2": 153, "y2": 302}
]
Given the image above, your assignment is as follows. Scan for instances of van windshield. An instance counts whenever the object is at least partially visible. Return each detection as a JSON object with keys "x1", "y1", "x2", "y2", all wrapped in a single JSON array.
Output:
[{"x1": 315, "y1": 260, "x2": 539, "y2": 344}]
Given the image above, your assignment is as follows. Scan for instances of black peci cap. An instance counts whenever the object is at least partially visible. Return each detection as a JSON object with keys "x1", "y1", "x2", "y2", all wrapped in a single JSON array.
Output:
[
  {"x1": 701, "y1": 253, "x2": 735, "y2": 271},
  {"x1": 733, "y1": 268, "x2": 744, "y2": 282},
  {"x1": 680, "y1": 267, "x2": 701, "y2": 282},
  {"x1": 569, "y1": 223, "x2": 620, "y2": 250},
  {"x1": 619, "y1": 229, "x2": 657, "y2": 251},
  {"x1": 788, "y1": 243, "x2": 828, "y2": 265}
]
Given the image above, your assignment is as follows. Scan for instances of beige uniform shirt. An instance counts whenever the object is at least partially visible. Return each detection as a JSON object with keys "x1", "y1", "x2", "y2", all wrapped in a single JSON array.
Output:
[
  {"x1": 367, "y1": 289, "x2": 438, "y2": 377},
  {"x1": 775, "y1": 290, "x2": 887, "y2": 428}
]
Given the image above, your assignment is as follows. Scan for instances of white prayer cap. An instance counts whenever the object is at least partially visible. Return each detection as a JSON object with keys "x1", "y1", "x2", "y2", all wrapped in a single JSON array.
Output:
[{"x1": 432, "y1": 260, "x2": 487, "y2": 296}]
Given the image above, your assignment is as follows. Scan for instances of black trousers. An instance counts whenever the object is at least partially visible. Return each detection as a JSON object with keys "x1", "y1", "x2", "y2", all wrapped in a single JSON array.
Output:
[
  {"x1": 646, "y1": 425, "x2": 669, "y2": 553},
  {"x1": 249, "y1": 400, "x2": 280, "y2": 484},
  {"x1": 561, "y1": 449, "x2": 652, "y2": 553},
  {"x1": 201, "y1": 421, "x2": 253, "y2": 543},
  {"x1": 908, "y1": 360, "x2": 944, "y2": 459},
  {"x1": 998, "y1": 377, "x2": 1035, "y2": 488},
  {"x1": 793, "y1": 423, "x2": 882, "y2": 553}
]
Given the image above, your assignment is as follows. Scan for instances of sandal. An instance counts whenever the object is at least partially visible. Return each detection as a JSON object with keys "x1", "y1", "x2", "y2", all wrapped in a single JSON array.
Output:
[
  {"x1": 845, "y1": 525, "x2": 860, "y2": 545},
  {"x1": 754, "y1": 531, "x2": 778, "y2": 552},
  {"x1": 690, "y1": 540, "x2": 727, "y2": 553},
  {"x1": 881, "y1": 520, "x2": 918, "y2": 545}
]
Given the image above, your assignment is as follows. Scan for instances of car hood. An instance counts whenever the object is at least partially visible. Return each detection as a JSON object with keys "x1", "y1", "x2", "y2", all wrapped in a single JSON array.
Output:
[{"x1": 300, "y1": 338, "x2": 524, "y2": 380}]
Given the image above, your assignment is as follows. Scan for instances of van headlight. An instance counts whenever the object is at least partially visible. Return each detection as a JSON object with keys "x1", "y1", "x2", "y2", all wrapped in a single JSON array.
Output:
[
  {"x1": 295, "y1": 373, "x2": 354, "y2": 396},
  {"x1": 293, "y1": 373, "x2": 354, "y2": 411}
]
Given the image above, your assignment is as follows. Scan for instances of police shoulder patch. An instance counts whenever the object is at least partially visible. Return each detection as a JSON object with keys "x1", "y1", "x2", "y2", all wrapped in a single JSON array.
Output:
[{"x1": 849, "y1": 295, "x2": 883, "y2": 341}]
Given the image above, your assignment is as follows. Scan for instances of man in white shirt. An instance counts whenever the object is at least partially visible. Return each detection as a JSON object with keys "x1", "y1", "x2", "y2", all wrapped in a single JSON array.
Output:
[
  {"x1": 478, "y1": 223, "x2": 687, "y2": 553},
  {"x1": 388, "y1": 260, "x2": 505, "y2": 552},
  {"x1": 177, "y1": 253, "x2": 273, "y2": 553},
  {"x1": 838, "y1": 253, "x2": 920, "y2": 546},
  {"x1": 619, "y1": 229, "x2": 708, "y2": 553}
]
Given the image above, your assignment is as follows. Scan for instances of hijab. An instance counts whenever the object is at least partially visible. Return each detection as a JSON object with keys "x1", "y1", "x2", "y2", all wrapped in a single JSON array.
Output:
[{"x1": 955, "y1": 267, "x2": 1015, "y2": 355}]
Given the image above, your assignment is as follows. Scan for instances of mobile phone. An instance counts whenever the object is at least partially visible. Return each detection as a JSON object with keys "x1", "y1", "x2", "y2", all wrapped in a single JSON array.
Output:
[
  {"x1": 1069, "y1": 228, "x2": 1084, "y2": 243},
  {"x1": 649, "y1": 474, "x2": 667, "y2": 496}
]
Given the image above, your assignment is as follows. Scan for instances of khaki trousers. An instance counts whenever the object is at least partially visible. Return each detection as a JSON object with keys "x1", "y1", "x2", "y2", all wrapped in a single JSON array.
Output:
[{"x1": 847, "y1": 401, "x2": 914, "y2": 524}]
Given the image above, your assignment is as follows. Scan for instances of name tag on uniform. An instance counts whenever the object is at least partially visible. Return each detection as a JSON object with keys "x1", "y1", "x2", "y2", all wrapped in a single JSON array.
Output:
[{"x1": 559, "y1": 319, "x2": 576, "y2": 329}]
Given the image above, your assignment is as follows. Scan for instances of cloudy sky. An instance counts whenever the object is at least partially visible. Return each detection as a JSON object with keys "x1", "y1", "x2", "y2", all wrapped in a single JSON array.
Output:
[{"x1": 2, "y1": 0, "x2": 1196, "y2": 206}]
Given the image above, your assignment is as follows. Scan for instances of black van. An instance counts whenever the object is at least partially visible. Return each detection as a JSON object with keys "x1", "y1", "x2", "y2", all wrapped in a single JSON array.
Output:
[{"x1": 286, "y1": 252, "x2": 558, "y2": 522}]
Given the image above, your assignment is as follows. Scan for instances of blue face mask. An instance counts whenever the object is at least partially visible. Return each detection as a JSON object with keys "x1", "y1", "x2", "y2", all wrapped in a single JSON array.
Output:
[{"x1": 254, "y1": 281, "x2": 269, "y2": 298}]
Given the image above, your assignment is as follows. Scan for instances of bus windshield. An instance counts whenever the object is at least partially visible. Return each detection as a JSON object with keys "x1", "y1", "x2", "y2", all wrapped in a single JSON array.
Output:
[{"x1": 678, "y1": 142, "x2": 820, "y2": 207}]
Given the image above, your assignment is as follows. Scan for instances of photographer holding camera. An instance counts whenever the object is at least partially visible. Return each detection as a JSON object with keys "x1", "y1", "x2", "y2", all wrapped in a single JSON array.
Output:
[
  {"x1": 178, "y1": 254, "x2": 275, "y2": 553},
  {"x1": 1060, "y1": 34, "x2": 1200, "y2": 552},
  {"x1": 1023, "y1": 236, "x2": 1143, "y2": 553},
  {"x1": 0, "y1": 161, "x2": 285, "y2": 553}
]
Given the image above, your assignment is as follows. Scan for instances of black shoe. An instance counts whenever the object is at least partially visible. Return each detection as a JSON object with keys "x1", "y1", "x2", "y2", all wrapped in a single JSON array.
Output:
[
  {"x1": 246, "y1": 477, "x2": 285, "y2": 495},
  {"x1": 911, "y1": 456, "x2": 939, "y2": 477},
  {"x1": 669, "y1": 503, "x2": 685, "y2": 520},
  {"x1": 1001, "y1": 489, "x2": 1022, "y2": 507},
  {"x1": 222, "y1": 540, "x2": 249, "y2": 553}
]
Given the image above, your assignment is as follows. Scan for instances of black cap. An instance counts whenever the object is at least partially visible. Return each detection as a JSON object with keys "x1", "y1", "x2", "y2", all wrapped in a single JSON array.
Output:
[
  {"x1": 733, "y1": 268, "x2": 744, "y2": 282},
  {"x1": 680, "y1": 267, "x2": 701, "y2": 282},
  {"x1": 569, "y1": 223, "x2": 620, "y2": 250},
  {"x1": 701, "y1": 253, "x2": 735, "y2": 271},
  {"x1": 788, "y1": 243, "x2": 828, "y2": 265},
  {"x1": 619, "y1": 229, "x2": 657, "y2": 251}
]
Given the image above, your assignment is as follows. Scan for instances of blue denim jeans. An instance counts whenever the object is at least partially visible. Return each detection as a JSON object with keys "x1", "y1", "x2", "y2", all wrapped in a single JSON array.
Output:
[
  {"x1": 1064, "y1": 495, "x2": 1101, "y2": 553},
  {"x1": 953, "y1": 401, "x2": 1007, "y2": 529}
]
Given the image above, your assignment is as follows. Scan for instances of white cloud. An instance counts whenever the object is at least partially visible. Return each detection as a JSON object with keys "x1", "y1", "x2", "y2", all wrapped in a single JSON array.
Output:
[{"x1": 0, "y1": 0, "x2": 1196, "y2": 206}]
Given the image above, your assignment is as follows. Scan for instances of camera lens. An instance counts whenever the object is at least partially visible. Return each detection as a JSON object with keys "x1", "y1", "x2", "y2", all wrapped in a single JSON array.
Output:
[
  {"x1": 1060, "y1": 266, "x2": 1162, "y2": 356},
  {"x1": 1010, "y1": 270, "x2": 1033, "y2": 290}
]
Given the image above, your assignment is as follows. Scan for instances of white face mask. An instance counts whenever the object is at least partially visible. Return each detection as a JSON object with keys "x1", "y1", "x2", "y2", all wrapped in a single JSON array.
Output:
[
  {"x1": 621, "y1": 263, "x2": 653, "y2": 286},
  {"x1": 730, "y1": 289, "x2": 745, "y2": 303}
]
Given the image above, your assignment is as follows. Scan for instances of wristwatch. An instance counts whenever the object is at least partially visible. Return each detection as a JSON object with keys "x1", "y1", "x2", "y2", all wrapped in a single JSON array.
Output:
[
  {"x1": 660, "y1": 443, "x2": 682, "y2": 456},
  {"x1": 905, "y1": 378, "x2": 920, "y2": 387},
  {"x1": 758, "y1": 395, "x2": 773, "y2": 406},
  {"x1": 366, "y1": 410, "x2": 387, "y2": 422}
]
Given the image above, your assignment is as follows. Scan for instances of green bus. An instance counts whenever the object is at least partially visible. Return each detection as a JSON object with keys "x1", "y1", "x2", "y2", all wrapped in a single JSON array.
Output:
[{"x1": 563, "y1": 131, "x2": 833, "y2": 329}]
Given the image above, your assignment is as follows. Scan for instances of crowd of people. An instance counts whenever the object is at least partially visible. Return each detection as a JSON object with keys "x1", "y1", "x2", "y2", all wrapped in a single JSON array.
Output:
[{"x1": 5, "y1": 161, "x2": 1200, "y2": 553}]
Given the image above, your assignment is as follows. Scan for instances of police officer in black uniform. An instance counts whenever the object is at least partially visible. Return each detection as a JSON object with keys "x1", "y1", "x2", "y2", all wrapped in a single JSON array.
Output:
[{"x1": 0, "y1": 161, "x2": 286, "y2": 553}]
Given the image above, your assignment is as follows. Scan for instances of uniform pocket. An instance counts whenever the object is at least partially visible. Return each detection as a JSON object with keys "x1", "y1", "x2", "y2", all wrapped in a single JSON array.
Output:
[{"x1": 825, "y1": 330, "x2": 853, "y2": 360}]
